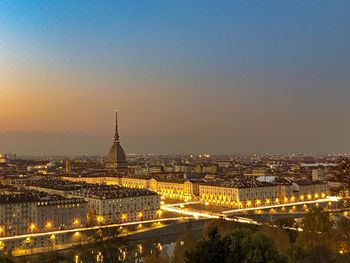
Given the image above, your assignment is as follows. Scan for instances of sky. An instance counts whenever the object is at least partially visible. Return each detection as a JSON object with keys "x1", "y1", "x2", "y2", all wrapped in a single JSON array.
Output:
[{"x1": 0, "y1": 1, "x2": 350, "y2": 155}]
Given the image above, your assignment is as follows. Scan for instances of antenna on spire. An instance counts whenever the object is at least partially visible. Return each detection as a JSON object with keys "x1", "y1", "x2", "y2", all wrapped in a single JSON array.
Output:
[{"x1": 113, "y1": 110, "x2": 120, "y2": 142}]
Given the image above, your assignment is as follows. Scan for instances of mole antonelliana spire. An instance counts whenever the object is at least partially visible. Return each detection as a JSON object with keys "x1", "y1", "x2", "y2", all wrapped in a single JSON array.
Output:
[
  {"x1": 113, "y1": 110, "x2": 119, "y2": 143},
  {"x1": 105, "y1": 110, "x2": 128, "y2": 173}
]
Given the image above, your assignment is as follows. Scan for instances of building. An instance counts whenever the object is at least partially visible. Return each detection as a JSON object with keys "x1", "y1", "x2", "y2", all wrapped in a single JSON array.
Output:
[
  {"x1": 105, "y1": 110, "x2": 128, "y2": 173},
  {"x1": 149, "y1": 178, "x2": 198, "y2": 201},
  {"x1": 0, "y1": 192, "x2": 87, "y2": 237},
  {"x1": 65, "y1": 160, "x2": 72, "y2": 174},
  {"x1": 36, "y1": 196, "x2": 87, "y2": 231},
  {"x1": 312, "y1": 169, "x2": 325, "y2": 181},
  {"x1": 62, "y1": 174, "x2": 330, "y2": 209},
  {"x1": 69, "y1": 185, "x2": 161, "y2": 224},
  {"x1": 26, "y1": 178, "x2": 160, "y2": 225},
  {"x1": 291, "y1": 179, "x2": 329, "y2": 200},
  {"x1": 198, "y1": 179, "x2": 292, "y2": 208}
]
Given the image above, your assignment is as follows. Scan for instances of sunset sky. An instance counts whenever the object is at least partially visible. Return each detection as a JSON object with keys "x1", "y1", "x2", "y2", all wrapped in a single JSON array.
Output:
[{"x1": 1, "y1": 1, "x2": 350, "y2": 155}]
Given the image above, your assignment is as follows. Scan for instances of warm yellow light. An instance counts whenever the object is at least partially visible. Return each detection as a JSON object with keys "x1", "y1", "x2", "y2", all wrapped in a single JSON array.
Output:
[
  {"x1": 121, "y1": 213, "x2": 127, "y2": 220},
  {"x1": 74, "y1": 231, "x2": 81, "y2": 237},
  {"x1": 138, "y1": 212, "x2": 143, "y2": 218},
  {"x1": 25, "y1": 237, "x2": 31, "y2": 243},
  {"x1": 160, "y1": 201, "x2": 165, "y2": 205},
  {"x1": 180, "y1": 204, "x2": 185, "y2": 208},
  {"x1": 284, "y1": 197, "x2": 288, "y2": 203},
  {"x1": 307, "y1": 194, "x2": 312, "y2": 200},
  {"x1": 50, "y1": 234, "x2": 56, "y2": 240},
  {"x1": 0, "y1": 227, "x2": 3, "y2": 233},
  {"x1": 138, "y1": 244, "x2": 143, "y2": 253},
  {"x1": 275, "y1": 198, "x2": 279, "y2": 203},
  {"x1": 157, "y1": 210, "x2": 163, "y2": 216},
  {"x1": 344, "y1": 211, "x2": 348, "y2": 216},
  {"x1": 247, "y1": 201, "x2": 251, "y2": 207},
  {"x1": 30, "y1": 223, "x2": 36, "y2": 231},
  {"x1": 315, "y1": 193, "x2": 319, "y2": 199},
  {"x1": 321, "y1": 193, "x2": 326, "y2": 198},
  {"x1": 291, "y1": 196, "x2": 295, "y2": 202},
  {"x1": 256, "y1": 200, "x2": 261, "y2": 205},
  {"x1": 205, "y1": 202, "x2": 209, "y2": 206},
  {"x1": 96, "y1": 216, "x2": 104, "y2": 223},
  {"x1": 265, "y1": 199, "x2": 270, "y2": 204},
  {"x1": 73, "y1": 219, "x2": 79, "y2": 225},
  {"x1": 300, "y1": 195, "x2": 304, "y2": 200},
  {"x1": 46, "y1": 222, "x2": 52, "y2": 228}
]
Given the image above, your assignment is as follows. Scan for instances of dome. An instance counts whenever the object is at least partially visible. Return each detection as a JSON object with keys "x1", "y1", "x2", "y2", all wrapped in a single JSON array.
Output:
[
  {"x1": 106, "y1": 142, "x2": 127, "y2": 165},
  {"x1": 105, "y1": 111, "x2": 128, "y2": 172}
]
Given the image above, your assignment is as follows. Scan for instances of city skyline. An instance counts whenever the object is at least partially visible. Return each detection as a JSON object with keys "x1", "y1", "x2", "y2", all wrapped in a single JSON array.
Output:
[{"x1": 1, "y1": 1, "x2": 350, "y2": 155}]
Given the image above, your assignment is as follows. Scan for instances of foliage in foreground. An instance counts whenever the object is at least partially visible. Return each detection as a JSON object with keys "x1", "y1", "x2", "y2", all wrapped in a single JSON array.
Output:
[
  {"x1": 184, "y1": 227, "x2": 287, "y2": 263},
  {"x1": 173, "y1": 207, "x2": 350, "y2": 263}
]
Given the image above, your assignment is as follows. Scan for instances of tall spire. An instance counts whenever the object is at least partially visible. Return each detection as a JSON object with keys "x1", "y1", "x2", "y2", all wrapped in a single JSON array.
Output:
[{"x1": 113, "y1": 110, "x2": 120, "y2": 142}]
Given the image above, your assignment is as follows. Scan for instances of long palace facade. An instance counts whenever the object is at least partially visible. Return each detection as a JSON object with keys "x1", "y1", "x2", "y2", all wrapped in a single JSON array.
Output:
[{"x1": 62, "y1": 175, "x2": 329, "y2": 209}]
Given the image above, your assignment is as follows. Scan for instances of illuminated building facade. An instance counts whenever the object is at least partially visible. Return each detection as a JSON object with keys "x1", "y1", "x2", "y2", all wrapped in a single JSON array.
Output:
[
  {"x1": 62, "y1": 175, "x2": 330, "y2": 208},
  {"x1": 69, "y1": 185, "x2": 160, "y2": 224},
  {"x1": 199, "y1": 179, "x2": 330, "y2": 208},
  {"x1": 0, "y1": 194, "x2": 87, "y2": 237}
]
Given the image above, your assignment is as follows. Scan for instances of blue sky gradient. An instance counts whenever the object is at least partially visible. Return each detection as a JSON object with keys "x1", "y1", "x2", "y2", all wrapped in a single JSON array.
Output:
[{"x1": 1, "y1": 1, "x2": 350, "y2": 154}]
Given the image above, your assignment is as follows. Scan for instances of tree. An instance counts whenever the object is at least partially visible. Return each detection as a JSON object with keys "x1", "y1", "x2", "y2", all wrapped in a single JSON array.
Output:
[
  {"x1": 173, "y1": 231, "x2": 197, "y2": 263},
  {"x1": 334, "y1": 216, "x2": 350, "y2": 253},
  {"x1": 34, "y1": 252, "x2": 69, "y2": 263},
  {"x1": 225, "y1": 230, "x2": 287, "y2": 263},
  {"x1": 297, "y1": 207, "x2": 334, "y2": 248},
  {"x1": 300, "y1": 246, "x2": 345, "y2": 263},
  {"x1": 185, "y1": 227, "x2": 287, "y2": 263},
  {"x1": 287, "y1": 244, "x2": 305, "y2": 263},
  {"x1": 0, "y1": 256, "x2": 14, "y2": 263},
  {"x1": 143, "y1": 254, "x2": 170, "y2": 263},
  {"x1": 258, "y1": 225, "x2": 290, "y2": 252},
  {"x1": 185, "y1": 227, "x2": 227, "y2": 263}
]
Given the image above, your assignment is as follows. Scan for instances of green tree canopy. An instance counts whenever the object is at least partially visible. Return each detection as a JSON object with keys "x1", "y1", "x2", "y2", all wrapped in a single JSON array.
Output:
[
  {"x1": 297, "y1": 207, "x2": 334, "y2": 249},
  {"x1": 185, "y1": 227, "x2": 287, "y2": 263}
]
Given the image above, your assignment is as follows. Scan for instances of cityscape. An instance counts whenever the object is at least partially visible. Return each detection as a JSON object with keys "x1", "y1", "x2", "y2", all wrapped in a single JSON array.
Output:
[{"x1": 1, "y1": 1, "x2": 350, "y2": 263}]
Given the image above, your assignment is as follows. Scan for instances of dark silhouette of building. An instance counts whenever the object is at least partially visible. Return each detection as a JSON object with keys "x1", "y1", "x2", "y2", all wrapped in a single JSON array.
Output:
[{"x1": 105, "y1": 110, "x2": 128, "y2": 173}]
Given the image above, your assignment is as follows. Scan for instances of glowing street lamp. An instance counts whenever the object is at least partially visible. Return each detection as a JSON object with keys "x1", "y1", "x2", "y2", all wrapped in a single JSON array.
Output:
[
  {"x1": 29, "y1": 223, "x2": 36, "y2": 232},
  {"x1": 97, "y1": 216, "x2": 104, "y2": 223},
  {"x1": 157, "y1": 210, "x2": 163, "y2": 217}
]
